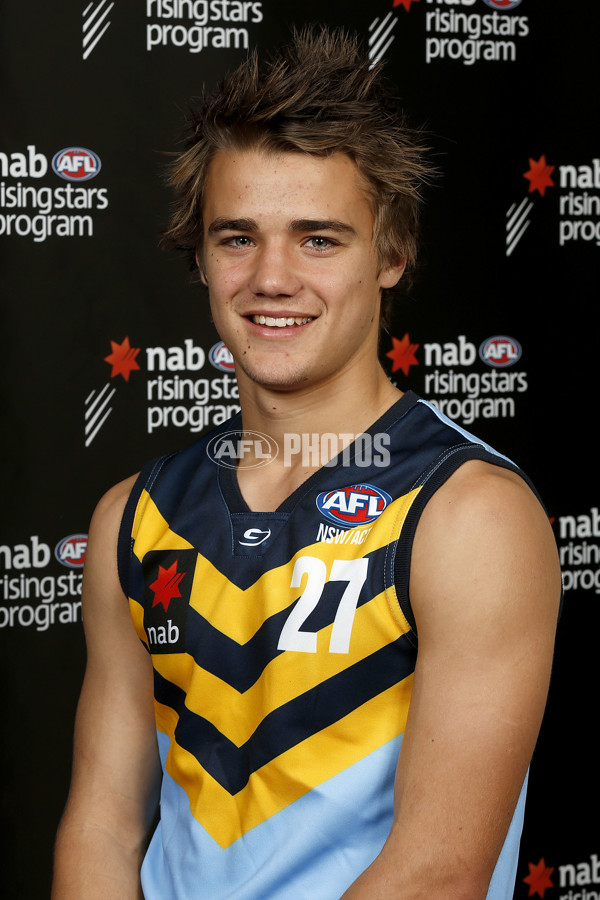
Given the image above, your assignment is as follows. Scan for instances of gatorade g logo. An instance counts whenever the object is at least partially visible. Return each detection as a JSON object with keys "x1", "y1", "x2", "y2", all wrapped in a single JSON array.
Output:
[{"x1": 316, "y1": 483, "x2": 392, "y2": 526}]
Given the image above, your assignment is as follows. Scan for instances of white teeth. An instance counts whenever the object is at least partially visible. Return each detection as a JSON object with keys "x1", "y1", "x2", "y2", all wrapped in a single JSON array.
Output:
[{"x1": 252, "y1": 315, "x2": 313, "y2": 327}]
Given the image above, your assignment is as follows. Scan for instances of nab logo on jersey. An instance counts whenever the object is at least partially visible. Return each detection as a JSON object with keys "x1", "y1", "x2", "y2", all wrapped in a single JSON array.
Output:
[
  {"x1": 316, "y1": 483, "x2": 392, "y2": 527},
  {"x1": 209, "y1": 341, "x2": 235, "y2": 372},
  {"x1": 52, "y1": 147, "x2": 101, "y2": 181},
  {"x1": 479, "y1": 336, "x2": 522, "y2": 368},
  {"x1": 55, "y1": 534, "x2": 88, "y2": 569}
]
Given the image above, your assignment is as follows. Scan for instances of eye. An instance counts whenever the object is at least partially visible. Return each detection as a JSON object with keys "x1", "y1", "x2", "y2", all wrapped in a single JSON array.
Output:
[
  {"x1": 305, "y1": 236, "x2": 336, "y2": 251},
  {"x1": 225, "y1": 235, "x2": 254, "y2": 248}
]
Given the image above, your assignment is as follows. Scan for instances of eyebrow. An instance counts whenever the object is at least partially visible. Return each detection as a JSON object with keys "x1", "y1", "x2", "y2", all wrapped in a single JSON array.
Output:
[
  {"x1": 207, "y1": 217, "x2": 257, "y2": 235},
  {"x1": 288, "y1": 219, "x2": 357, "y2": 237},
  {"x1": 207, "y1": 217, "x2": 357, "y2": 237}
]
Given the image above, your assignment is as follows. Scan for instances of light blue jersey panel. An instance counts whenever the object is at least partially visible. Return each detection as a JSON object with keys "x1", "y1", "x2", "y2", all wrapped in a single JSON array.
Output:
[
  {"x1": 142, "y1": 733, "x2": 527, "y2": 899},
  {"x1": 487, "y1": 774, "x2": 528, "y2": 900},
  {"x1": 142, "y1": 731, "x2": 401, "y2": 899}
]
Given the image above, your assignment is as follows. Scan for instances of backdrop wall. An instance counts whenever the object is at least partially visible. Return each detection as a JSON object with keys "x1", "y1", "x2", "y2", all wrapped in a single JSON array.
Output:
[{"x1": 1, "y1": 2, "x2": 597, "y2": 897}]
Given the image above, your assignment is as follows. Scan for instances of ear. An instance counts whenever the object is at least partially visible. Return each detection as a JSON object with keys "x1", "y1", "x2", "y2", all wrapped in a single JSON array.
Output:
[{"x1": 378, "y1": 256, "x2": 406, "y2": 290}]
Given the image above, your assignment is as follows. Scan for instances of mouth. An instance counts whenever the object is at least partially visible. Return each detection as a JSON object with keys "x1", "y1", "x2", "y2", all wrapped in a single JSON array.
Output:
[{"x1": 250, "y1": 315, "x2": 314, "y2": 328}]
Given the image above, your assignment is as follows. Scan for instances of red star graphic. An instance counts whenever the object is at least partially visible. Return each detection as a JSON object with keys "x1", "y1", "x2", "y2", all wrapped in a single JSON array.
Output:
[
  {"x1": 523, "y1": 858, "x2": 555, "y2": 898},
  {"x1": 523, "y1": 155, "x2": 555, "y2": 197},
  {"x1": 150, "y1": 560, "x2": 186, "y2": 613},
  {"x1": 386, "y1": 333, "x2": 419, "y2": 375},
  {"x1": 104, "y1": 336, "x2": 141, "y2": 381},
  {"x1": 394, "y1": 0, "x2": 421, "y2": 10}
]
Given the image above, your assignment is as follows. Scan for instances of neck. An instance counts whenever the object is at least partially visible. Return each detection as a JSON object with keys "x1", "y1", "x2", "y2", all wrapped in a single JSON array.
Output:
[{"x1": 233, "y1": 361, "x2": 402, "y2": 511}]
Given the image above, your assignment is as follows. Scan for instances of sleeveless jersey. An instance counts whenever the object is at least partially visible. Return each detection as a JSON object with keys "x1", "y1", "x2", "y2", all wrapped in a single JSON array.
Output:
[{"x1": 118, "y1": 392, "x2": 530, "y2": 899}]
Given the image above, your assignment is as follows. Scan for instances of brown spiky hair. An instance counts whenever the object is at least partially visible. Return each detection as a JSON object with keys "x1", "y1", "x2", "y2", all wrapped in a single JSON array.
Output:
[{"x1": 162, "y1": 26, "x2": 432, "y2": 329}]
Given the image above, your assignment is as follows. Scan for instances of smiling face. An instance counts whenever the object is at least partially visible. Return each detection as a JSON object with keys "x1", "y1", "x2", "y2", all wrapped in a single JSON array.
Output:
[{"x1": 200, "y1": 148, "x2": 404, "y2": 396}]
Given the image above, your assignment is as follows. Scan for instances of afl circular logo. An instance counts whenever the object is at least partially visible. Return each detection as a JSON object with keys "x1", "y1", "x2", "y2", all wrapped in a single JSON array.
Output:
[
  {"x1": 55, "y1": 534, "x2": 88, "y2": 569},
  {"x1": 209, "y1": 341, "x2": 235, "y2": 372},
  {"x1": 479, "y1": 336, "x2": 522, "y2": 368},
  {"x1": 482, "y1": 0, "x2": 523, "y2": 9},
  {"x1": 316, "y1": 483, "x2": 392, "y2": 527},
  {"x1": 206, "y1": 430, "x2": 278, "y2": 469},
  {"x1": 52, "y1": 147, "x2": 101, "y2": 182}
]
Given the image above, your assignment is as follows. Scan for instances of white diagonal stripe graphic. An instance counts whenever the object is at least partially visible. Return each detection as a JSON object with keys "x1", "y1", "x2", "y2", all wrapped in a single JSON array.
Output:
[
  {"x1": 506, "y1": 197, "x2": 534, "y2": 257},
  {"x1": 82, "y1": 0, "x2": 115, "y2": 60},
  {"x1": 85, "y1": 382, "x2": 113, "y2": 418},
  {"x1": 368, "y1": 13, "x2": 398, "y2": 67},
  {"x1": 83, "y1": 0, "x2": 112, "y2": 32},
  {"x1": 369, "y1": 12, "x2": 394, "y2": 43},
  {"x1": 85, "y1": 384, "x2": 116, "y2": 446},
  {"x1": 507, "y1": 196, "x2": 532, "y2": 233},
  {"x1": 85, "y1": 386, "x2": 115, "y2": 431}
]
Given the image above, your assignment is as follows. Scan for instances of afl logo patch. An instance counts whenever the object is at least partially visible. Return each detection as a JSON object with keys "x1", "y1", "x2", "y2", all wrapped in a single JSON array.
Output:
[
  {"x1": 52, "y1": 147, "x2": 101, "y2": 181},
  {"x1": 55, "y1": 534, "x2": 88, "y2": 569},
  {"x1": 209, "y1": 341, "x2": 235, "y2": 372},
  {"x1": 316, "y1": 483, "x2": 392, "y2": 526},
  {"x1": 479, "y1": 336, "x2": 522, "y2": 368},
  {"x1": 481, "y1": 0, "x2": 523, "y2": 9}
]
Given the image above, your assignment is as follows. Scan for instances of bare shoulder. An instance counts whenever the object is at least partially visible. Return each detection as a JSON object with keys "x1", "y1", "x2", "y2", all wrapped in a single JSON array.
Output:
[
  {"x1": 82, "y1": 473, "x2": 140, "y2": 623},
  {"x1": 419, "y1": 458, "x2": 548, "y2": 533},
  {"x1": 88, "y1": 473, "x2": 139, "y2": 538},
  {"x1": 410, "y1": 459, "x2": 561, "y2": 637},
  {"x1": 85, "y1": 475, "x2": 139, "y2": 565}
]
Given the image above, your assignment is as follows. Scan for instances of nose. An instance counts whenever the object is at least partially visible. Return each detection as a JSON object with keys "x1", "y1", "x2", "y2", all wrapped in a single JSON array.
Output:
[{"x1": 247, "y1": 241, "x2": 302, "y2": 298}]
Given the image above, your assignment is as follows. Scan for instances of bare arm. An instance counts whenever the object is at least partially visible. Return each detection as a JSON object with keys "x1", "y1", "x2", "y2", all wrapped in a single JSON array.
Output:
[
  {"x1": 342, "y1": 462, "x2": 561, "y2": 899},
  {"x1": 52, "y1": 477, "x2": 161, "y2": 899}
]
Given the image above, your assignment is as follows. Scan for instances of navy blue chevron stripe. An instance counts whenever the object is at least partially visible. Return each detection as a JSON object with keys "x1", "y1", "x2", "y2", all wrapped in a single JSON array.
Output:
[
  {"x1": 181, "y1": 543, "x2": 391, "y2": 691},
  {"x1": 155, "y1": 633, "x2": 415, "y2": 795}
]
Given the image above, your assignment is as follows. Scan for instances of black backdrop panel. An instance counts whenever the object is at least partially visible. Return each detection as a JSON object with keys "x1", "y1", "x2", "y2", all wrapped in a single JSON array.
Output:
[{"x1": 1, "y1": 2, "x2": 598, "y2": 897}]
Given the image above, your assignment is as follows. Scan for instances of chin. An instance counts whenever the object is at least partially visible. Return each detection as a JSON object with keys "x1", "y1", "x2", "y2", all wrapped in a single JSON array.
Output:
[{"x1": 238, "y1": 360, "x2": 314, "y2": 390}]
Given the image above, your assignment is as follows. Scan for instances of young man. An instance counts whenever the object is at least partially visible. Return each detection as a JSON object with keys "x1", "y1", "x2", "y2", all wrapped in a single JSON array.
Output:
[{"x1": 52, "y1": 28, "x2": 561, "y2": 899}]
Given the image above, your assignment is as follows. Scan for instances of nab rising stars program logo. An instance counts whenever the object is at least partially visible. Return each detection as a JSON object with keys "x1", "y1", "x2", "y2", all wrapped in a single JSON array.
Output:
[
  {"x1": 506, "y1": 152, "x2": 600, "y2": 254},
  {"x1": 369, "y1": 0, "x2": 529, "y2": 68},
  {"x1": 85, "y1": 336, "x2": 141, "y2": 447},
  {"x1": 85, "y1": 336, "x2": 240, "y2": 446},
  {"x1": 506, "y1": 154, "x2": 555, "y2": 256}
]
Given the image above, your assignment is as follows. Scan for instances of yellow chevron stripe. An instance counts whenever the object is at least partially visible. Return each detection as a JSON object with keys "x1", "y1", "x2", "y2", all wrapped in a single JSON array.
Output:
[
  {"x1": 132, "y1": 490, "x2": 194, "y2": 560},
  {"x1": 151, "y1": 587, "x2": 408, "y2": 746},
  {"x1": 131, "y1": 487, "x2": 420, "y2": 644},
  {"x1": 192, "y1": 488, "x2": 422, "y2": 642},
  {"x1": 128, "y1": 596, "x2": 148, "y2": 647},
  {"x1": 156, "y1": 672, "x2": 413, "y2": 848},
  {"x1": 130, "y1": 488, "x2": 420, "y2": 644}
]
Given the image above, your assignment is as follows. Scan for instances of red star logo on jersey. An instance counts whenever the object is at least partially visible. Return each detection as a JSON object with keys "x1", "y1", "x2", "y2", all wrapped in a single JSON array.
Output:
[
  {"x1": 104, "y1": 336, "x2": 141, "y2": 381},
  {"x1": 386, "y1": 333, "x2": 420, "y2": 375},
  {"x1": 394, "y1": 0, "x2": 421, "y2": 10},
  {"x1": 150, "y1": 560, "x2": 186, "y2": 613},
  {"x1": 523, "y1": 858, "x2": 555, "y2": 898},
  {"x1": 523, "y1": 155, "x2": 555, "y2": 197}
]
